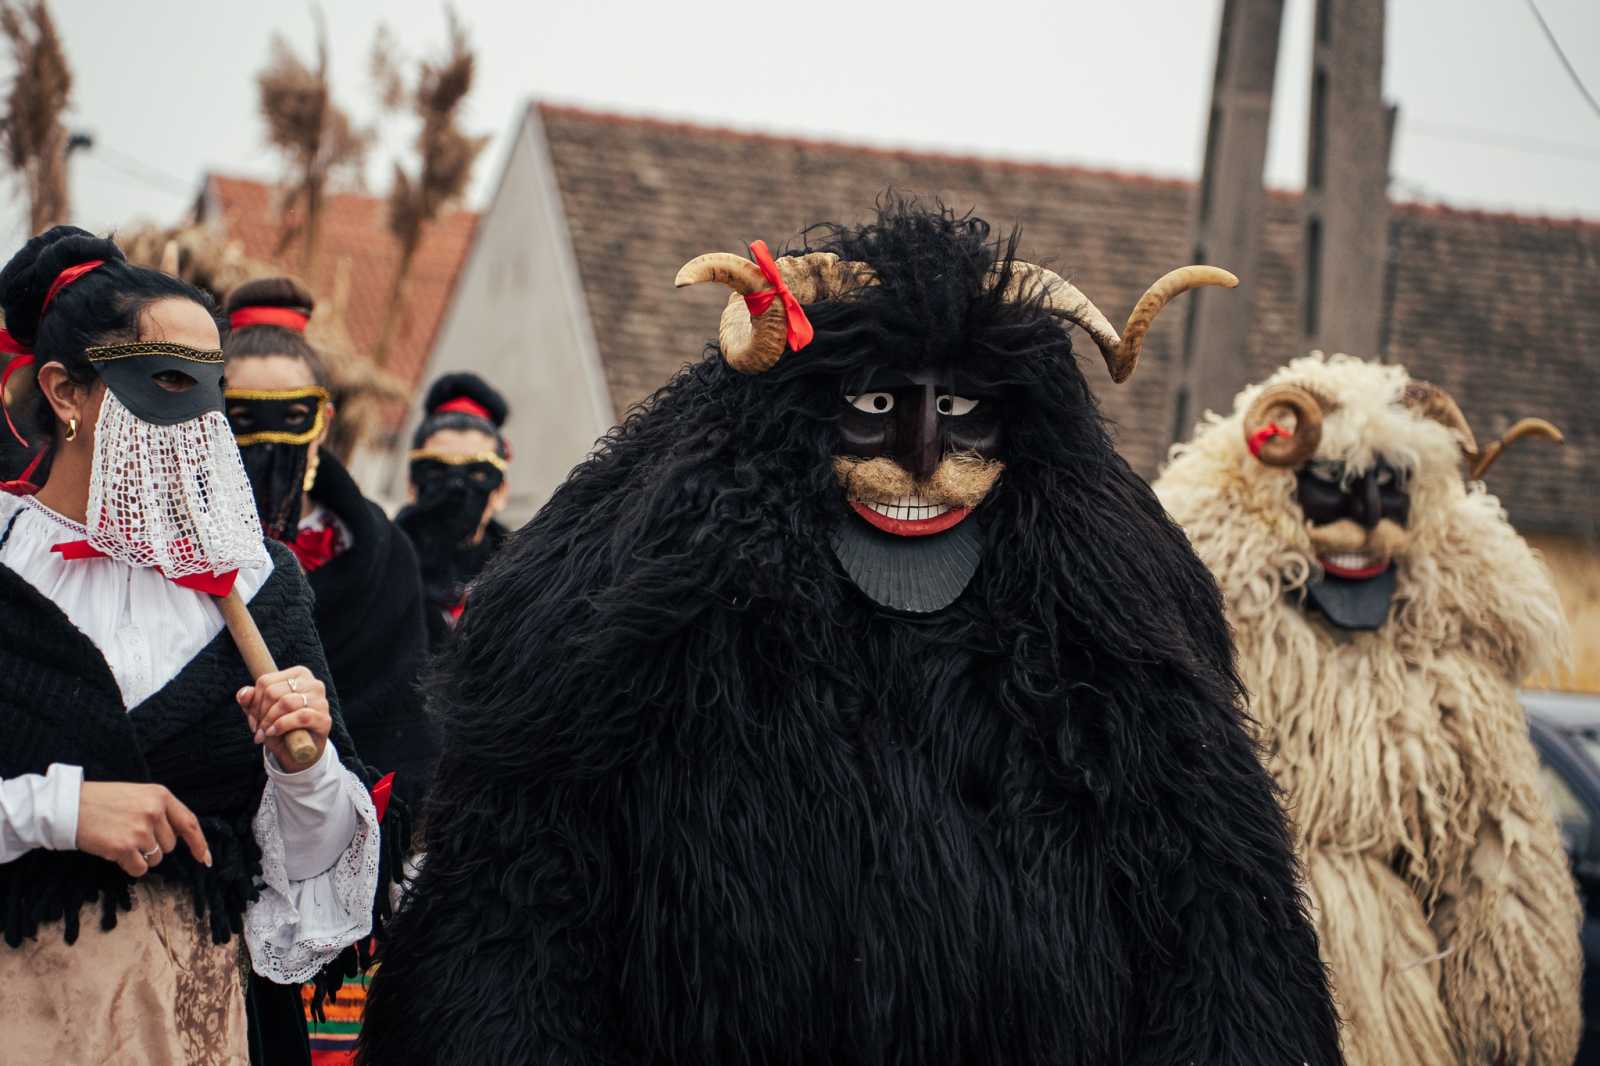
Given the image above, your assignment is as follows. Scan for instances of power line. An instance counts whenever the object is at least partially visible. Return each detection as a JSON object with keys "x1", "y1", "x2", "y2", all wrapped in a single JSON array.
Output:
[
  {"x1": 1522, "y1": 0, "x2": 1600, "y2": 122},
  {"x1": 79, "y1": 146, "x2": 195, "y2": 199},
  {"x1": 1405, "y1": 118, "x2": 1600, "y2": 163}
]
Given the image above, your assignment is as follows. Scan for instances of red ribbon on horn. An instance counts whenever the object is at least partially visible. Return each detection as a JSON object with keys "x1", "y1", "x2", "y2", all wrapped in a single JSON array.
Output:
[
  {"x1": 1247, "y1": 422, "x2": 1288, "y2": 459},
  {"x1": 742, "y1": 240, "x2": 815, "y2": 353}
]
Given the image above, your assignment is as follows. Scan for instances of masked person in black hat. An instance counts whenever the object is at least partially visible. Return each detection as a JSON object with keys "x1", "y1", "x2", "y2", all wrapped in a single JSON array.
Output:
[
  {"x1": 224, "y1": 277, "x2": 435, "y2": 1066},
  {"x1": 395, "y1": 373, "x2": 511, "y2": 647}
]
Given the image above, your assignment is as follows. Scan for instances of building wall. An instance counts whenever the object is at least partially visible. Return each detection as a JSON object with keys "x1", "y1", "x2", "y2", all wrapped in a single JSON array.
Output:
[
  {"x1": 378, "y1": 107, "x2": 614, "y2": 525},
  {"x1": 1527, "y1": 532, "x2": 1600, "y2": 694}
]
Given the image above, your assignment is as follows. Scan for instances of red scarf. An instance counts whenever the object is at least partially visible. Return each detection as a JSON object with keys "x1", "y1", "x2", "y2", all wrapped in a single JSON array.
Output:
[{"x1": 286, "y1": 524, "x2": 341, "y2": 573}]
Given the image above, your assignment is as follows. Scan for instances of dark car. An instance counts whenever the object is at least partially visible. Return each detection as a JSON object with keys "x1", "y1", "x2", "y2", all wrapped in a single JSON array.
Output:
[{"x1": 1523, "y1": 689, "x2": 1600, "y2": 1065}]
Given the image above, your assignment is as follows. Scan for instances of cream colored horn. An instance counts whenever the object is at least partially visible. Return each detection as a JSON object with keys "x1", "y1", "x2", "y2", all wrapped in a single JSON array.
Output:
[{"x1": 1008, "y1": 264, "x2": 1238, "y2": 382}]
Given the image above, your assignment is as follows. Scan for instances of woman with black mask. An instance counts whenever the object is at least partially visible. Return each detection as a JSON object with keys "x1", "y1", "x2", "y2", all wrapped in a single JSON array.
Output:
[
  {"x1": 224, "y1": 277, "x2": 435, "y2": 1065},
  {"x1": 0, "y1": 228, "x2": 381, "y2": 1063},
  {"x1": 395, "y1": 373, "x2": 511, "y2": 647}
]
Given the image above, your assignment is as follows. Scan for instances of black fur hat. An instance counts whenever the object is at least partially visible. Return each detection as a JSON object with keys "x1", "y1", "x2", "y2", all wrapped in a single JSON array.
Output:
[{"x1": 413, "y1": 372, "x2": 508, "y2": 456}]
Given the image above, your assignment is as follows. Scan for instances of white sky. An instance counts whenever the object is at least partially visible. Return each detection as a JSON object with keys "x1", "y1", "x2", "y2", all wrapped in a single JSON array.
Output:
[{"x1": 10, "y1": 0, "x2": 1600, "y2": 244}]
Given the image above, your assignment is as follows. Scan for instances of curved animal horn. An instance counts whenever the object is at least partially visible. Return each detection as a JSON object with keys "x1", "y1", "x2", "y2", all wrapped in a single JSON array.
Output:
[
  {"x1": 674, "y1": 249, "x2": 873, "y2": 374},
  {"x1": 1469, "y1": 417, "x2": 1563, "y2": 480},
  {"x1": 1243, "y1": 384, "x2": 1325, "y2": 467},
  {"x1": 674, "y1": 252, "x2": 787, "y2": 374},
  {"x1": 1401, "y1": 381, "x2": 1479, "y2": 460},
  {"x1": 1008, "y1": 263, "x2": 1238, "y2": 383}
]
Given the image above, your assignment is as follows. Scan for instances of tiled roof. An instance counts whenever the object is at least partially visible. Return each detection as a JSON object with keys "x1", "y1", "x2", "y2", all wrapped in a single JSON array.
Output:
[
  {"x1": 200, "y1": 174, "x2": 478, "y2": 392},
  {"x1": 538, "y1": 103, "x2": 1600, "y2": 537}
]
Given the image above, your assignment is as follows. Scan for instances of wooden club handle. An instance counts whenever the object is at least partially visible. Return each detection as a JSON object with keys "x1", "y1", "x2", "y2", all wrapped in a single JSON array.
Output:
[{"x1": 216, "y1": 588, "x2": 319, "y2": 768}]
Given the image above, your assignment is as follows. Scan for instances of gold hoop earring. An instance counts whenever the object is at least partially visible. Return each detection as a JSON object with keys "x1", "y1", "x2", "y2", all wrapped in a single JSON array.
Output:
[{"x1": 65, "y1": 415, "x2": 78, "y2": 442}]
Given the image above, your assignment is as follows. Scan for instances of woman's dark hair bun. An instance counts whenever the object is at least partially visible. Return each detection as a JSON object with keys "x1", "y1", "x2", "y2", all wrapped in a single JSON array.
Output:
[
  {"x1": 224, "y1": 275, "x2": 316, "y2": 317},
  {"x1": 0, "y1": 225, "x2": 127, "y2": 345},
  {"x1": 424, "y1": 372, "x2": 508, "y2": 427}
]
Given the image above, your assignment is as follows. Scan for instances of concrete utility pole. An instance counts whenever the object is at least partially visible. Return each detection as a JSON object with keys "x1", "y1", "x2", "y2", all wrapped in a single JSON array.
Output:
[
  {"x1": 1300, "y1": 0, "x2": 1395, "y2": 358},
  {"x1": 1171, "y1": 0, "x2": 1285, "y2": 443}
]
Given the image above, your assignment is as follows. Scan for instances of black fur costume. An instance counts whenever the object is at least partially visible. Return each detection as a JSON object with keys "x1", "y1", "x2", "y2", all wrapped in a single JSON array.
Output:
[{"x1": 360, "y1": 205, "x2": 1341, "y2": 1065}]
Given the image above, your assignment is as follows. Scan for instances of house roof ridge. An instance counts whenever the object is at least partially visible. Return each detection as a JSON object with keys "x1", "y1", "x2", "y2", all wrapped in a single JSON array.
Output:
[{"x1": 533, "y1": 101, "x2": 1600, "y2": 231}]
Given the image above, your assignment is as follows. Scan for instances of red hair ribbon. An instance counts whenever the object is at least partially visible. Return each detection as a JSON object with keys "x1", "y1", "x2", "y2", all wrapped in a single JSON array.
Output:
[
  {"x1": 0, "y1": 260, "x2": 107, "y2": 448},
  {"x1": 1247, "y1": 422, "x2": 1288, "y2": 458},
  {"x1": 0, "y1": 446, "x2": 45, "y2": 496},
  {"x1": 1, "y1": 348, "x2": 37, "y2": 447},
  {"x1": 42, "y1": 260, "x2": 105, "y2": 313},
  {"x1": 229, "y1": 306, "x2": 310, "y2": 333},
  {"x1": 742, "y1": 240, "x2": 815, "y2": 353},
  {"x1": 436, "y1": 396, "x2": 492, "y2": 421}
]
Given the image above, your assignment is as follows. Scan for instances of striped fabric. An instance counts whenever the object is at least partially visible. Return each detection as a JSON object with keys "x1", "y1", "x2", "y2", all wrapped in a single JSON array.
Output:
[{"x1": 303, "y1": 971, "x2": 370, "y2": 1066}]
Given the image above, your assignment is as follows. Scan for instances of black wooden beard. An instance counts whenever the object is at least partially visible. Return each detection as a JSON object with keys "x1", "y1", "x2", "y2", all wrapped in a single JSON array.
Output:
[
  {"x1": 829, "y1": 512, "x2": 984, "y2": 614},
  {"x1": 1304, "y1": 565, "x2": 1397, "y2": 631}
]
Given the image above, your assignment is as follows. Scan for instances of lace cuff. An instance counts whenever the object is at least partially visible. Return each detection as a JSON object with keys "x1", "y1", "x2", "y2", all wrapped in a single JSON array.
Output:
[{"x1": 245, "y1": 759, "x2": 379, "y2": 984}]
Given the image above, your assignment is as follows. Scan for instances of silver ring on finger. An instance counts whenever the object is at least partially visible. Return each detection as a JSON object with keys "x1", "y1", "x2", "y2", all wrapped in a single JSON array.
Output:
[
  {"x1": 141, "y1": 846, "x2": 161, "y2": 862},
  {"x1": 301, "y1": 693, "x2": 310, "y2": 709}
]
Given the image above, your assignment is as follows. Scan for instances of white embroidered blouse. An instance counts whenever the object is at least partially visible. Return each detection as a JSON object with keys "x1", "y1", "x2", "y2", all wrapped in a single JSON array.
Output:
[{"x1": 0, "y1": 492, "x2": 380, "y2": 983}]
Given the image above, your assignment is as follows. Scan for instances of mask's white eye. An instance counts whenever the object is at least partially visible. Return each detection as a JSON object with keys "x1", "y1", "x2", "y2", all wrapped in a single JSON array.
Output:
[
  {"x1": 1374, "y1": 467, "x2": 1396, "y2": 487},
  {"x1": 936, "y1": 394, "x2": 978, "y2": 417},
  {"x1": 847, "y1": 392, "x2": 895, "y2": 414}
]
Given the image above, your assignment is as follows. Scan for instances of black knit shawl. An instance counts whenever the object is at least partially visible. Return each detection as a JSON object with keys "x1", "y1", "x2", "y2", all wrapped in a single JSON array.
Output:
[
  {"x1": 0, "y1": 539, "x2": 361, "y2": 949},
  {"x1": 305, "y1": 454, "x2": 436, "y2": 808}
]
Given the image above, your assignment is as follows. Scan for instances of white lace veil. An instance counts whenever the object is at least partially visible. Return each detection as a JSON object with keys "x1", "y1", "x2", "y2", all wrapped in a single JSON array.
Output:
[{"x1": 86, "y1": 390, "x2": 268, "y2": 578}]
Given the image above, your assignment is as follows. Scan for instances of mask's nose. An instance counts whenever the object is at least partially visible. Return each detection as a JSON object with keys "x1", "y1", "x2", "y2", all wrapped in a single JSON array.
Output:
[
  {"x1": 899, "y1": 385, "x2": 941, "y2": 482},
  {"x1": 1350, "y1": 472, "x2": 1382, "y2": 529}
]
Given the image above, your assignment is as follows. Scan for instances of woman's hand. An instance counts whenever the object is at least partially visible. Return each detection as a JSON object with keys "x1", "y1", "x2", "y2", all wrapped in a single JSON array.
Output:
[
  {"x1": 236, "y1": 665, "x2": 331, "y2": 769},
  {"x1": 75, "y1": 781, "x2": 212, "y2": 876}
]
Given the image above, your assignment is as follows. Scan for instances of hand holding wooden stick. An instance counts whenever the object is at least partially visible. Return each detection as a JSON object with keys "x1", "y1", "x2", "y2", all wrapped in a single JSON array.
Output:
[{"x1": 216, "y1": 587, "x2": 319, "y2": 768}]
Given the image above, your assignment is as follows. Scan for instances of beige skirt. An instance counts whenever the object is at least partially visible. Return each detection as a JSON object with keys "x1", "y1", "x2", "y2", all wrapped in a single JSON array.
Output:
[{"x1": 0, "y1": 881, "x2": 247, "y2": 1065}]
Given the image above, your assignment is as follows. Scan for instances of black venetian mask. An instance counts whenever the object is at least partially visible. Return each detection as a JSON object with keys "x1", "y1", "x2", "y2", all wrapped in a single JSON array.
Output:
[
  {"x1": 85, "y1": 341, "x2": 225, "y2": 425},
  {"x1": 1294, "y1": 458, "x2": 1410, "y2": 630},
  {"x1": 829, "y1": 367, "x2": 1004, "y2": 613},
  {"x1": 404, "y1": 450, "x2": 506, "y2": 552},
  {"x1": 225, "y1": 384, "x2": 328, "y2": 541},
  {"x1": 226, "y1": 386, "x2": 331, "y2": 540}
]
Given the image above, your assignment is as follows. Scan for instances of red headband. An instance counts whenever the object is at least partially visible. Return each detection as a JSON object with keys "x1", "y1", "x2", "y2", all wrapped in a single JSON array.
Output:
[
  {"x1": 435, "y1": 396, "x2": 493, "y2": 422},
  {"x1": 0, "y1": 259, "x2": 108, "y2": 451},
  {"x1": 229, "y1": 306, "x2": 310, "y2": 333}
]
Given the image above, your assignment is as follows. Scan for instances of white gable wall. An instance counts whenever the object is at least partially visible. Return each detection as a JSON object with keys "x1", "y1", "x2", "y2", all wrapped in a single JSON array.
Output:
[{"x1": 365, "y1": 104, "x2": 614, "y2": 526}]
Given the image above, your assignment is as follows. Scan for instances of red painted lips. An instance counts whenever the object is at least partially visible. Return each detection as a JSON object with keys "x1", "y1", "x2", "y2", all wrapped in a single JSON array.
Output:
[{"x1": 849, "y1": 499, "x2": 973, "y2": 537}]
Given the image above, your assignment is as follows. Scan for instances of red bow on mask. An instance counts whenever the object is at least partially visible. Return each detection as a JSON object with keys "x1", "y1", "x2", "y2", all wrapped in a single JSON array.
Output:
[{"x1": 741, "y1": 240, "x2": 815, "y2": 353}]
